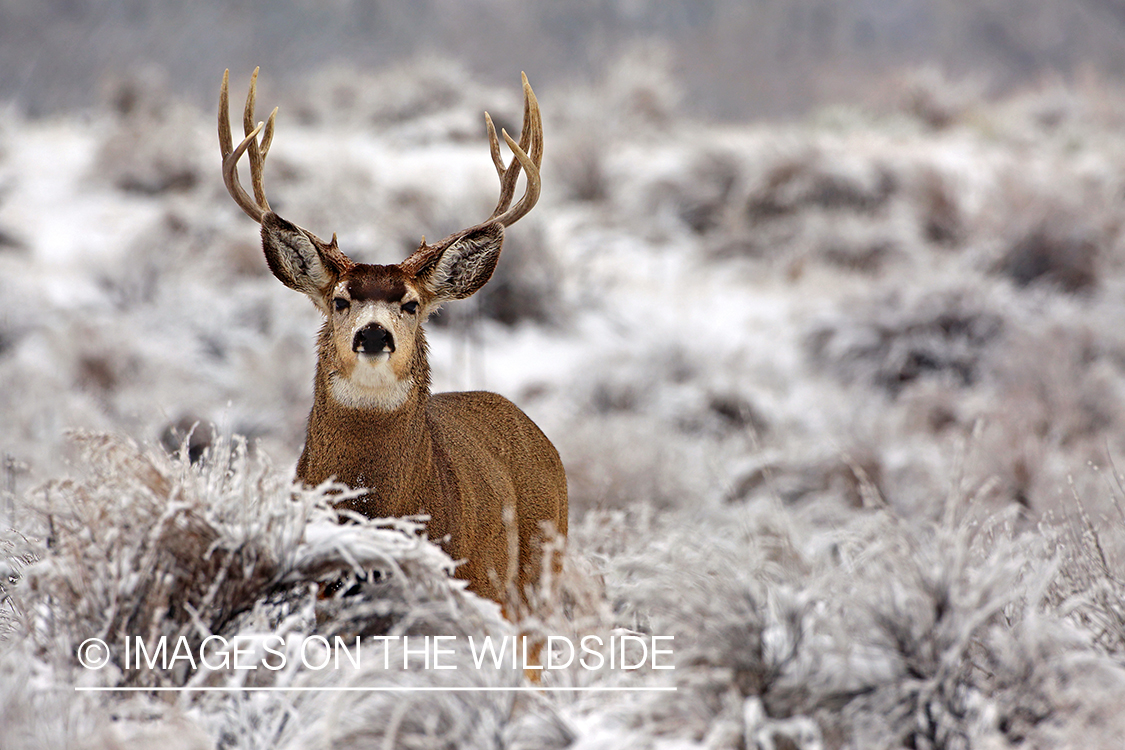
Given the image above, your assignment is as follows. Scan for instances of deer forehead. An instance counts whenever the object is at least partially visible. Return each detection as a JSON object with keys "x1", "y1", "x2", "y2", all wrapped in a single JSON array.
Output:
[{"x1": 336, "y1": 264, "x2": 416, "y2": 303}]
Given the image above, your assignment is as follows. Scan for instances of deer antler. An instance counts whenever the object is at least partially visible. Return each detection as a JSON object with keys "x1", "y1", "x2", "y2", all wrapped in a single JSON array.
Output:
[
  {"x1": 400, "y1": 73, "x2": 544, "y2": 277},
  {"x1": 483, "y1": 72, "x2": 543, "y2": 228},
  {"x1": 219, "y1": 69, "x2": 355, "y2": 277},
  {"x1": 219, "y1": 67, "x2": 277, "y2": 223}
]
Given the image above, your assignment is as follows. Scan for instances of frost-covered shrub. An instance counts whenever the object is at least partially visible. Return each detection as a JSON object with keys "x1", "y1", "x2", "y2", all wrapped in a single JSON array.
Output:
[
  {"x1": 744, "y1": 148, "x2": 896, "y2": 224},
  {"x1": 5, "y1": 439, "x2": 1125, "y2": 748},
  {"x1": 290, "y1": 58, "x2": 517, "y2": 146},
  {"x1": 912, "y1": 165, "x2": 965, "y2": 247},
  {"x1": 1046, "y1": 491, "x2": 1125, "y2": 658},
  {"x1": 638, "y1": 147, "x2": 745, "y2": 237},
  {"x1": 94, "y1": 70, "x2": 203, "y2": 195},
  {"x1": 887, "y1": 68, "x2": 984, "y2": 130},
  {"x1": 96, "y1": 114, "x2": 202, "y2": 195},
  {"x1": 807, "y1": 288, "x2": 1004, "y2": 397},
  {"x1": 690, "y1": 139, "x2": 911, "y2": 270},
  {"x1": 599, "y1": 42, "x2": 683, "y2": 132},
  {"x1": 724, "y1": 446, "x2": 886, "y2": 509},
  {"x1": 0, "y1": 150, "x2": 23, "y2": 250},
  {"x1": 995, "y1": 222, "x2": 1100, "y2": 293},
  {"x1": 1, "y1": 431, "x2": 543, "y2": 747},
  {"x1": 12, "y1": 433, "x2": 494, "y2": 681},
  {"x1": 973, "y1": 163, "x2": 1124, "y2": 297},
  {"x1": 549, "y1": 131, "x2": 609, "y2": 203},
  {"x1": 571, "y1": 499, "x2": 1125, "y2": 750}
]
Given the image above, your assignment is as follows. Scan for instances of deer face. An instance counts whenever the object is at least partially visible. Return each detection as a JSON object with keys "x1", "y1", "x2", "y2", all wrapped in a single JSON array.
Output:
[
  {"x1": 325, "y1": 264, "x2": 423, "y2": 410},
  {"x1": 259, "y1": 214, "x2": 505, "y2": 410}
]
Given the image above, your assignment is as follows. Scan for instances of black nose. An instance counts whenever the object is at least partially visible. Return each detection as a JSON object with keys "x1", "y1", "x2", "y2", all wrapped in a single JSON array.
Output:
[{"x1": 352, "y1": 324, "x2": 395, "y2": 354}]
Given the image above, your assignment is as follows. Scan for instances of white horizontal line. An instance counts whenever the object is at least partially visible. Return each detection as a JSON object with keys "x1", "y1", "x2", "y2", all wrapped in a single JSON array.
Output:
[{"x1": 74, "y1": 686, "x2": 677, "y2": 693}]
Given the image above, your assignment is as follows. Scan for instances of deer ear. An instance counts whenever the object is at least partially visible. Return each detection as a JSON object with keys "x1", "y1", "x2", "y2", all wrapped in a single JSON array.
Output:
[
  {"x1": 416, "y1": 223, "x2": 504, "y2": 302},
  {"x1": 260, "y1": 213, "x2": 347, "y2": 310}
]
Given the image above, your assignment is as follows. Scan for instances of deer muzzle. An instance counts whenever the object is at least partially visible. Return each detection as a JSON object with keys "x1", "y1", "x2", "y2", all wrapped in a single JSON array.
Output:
[{"x1": 352, "y1": 323, "x2": 395, "y2": 355}]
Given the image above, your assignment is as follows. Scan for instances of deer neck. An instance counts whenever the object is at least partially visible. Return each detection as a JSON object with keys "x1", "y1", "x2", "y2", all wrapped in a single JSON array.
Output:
[{"x1": 299, "y1": 326, "x2": 435, "y2": 516}]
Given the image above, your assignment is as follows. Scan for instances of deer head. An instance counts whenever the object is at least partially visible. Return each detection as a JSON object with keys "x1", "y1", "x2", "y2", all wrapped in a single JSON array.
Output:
[{"x1": 219, "y1": 68, "x2": 543, "y2": 412}]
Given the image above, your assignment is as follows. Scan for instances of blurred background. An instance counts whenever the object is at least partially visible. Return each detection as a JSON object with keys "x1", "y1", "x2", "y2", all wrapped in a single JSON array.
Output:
[
  {"x1": 5, "y1": 0, "x2": 1125, "y2": 520},
  {"x1": 6, "y1": 0, "x2": 1125, "y2": 118}
]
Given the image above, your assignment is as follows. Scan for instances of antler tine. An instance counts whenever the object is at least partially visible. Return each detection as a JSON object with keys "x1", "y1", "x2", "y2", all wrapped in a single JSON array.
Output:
[
  {"x1": 483, "y1": 82, "x2": 534, "y2": 217},
  {"x1": 219, "y1": 69, "x2": 234, "y2": 158},
  {"x1": 219, "y1": 68, "x2": 274, "y2": 223},
  {"x1": 485, "y1": 72, "x2": 543, "y2": 227},
  {"x1": 260, "y1": 106, "x2": 276, "y2": 161},
  {"x1": 242, "y1": 68, "x2": 274, "y2": 212}
]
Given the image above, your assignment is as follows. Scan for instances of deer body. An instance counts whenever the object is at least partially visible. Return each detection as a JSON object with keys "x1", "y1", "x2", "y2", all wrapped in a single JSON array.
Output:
[
  {"x1": 220, "y1": 70, "x2": 566, "y2": 606},
  {"x1": 299, "y1": 322, "x2": 566, "y2": 604}
]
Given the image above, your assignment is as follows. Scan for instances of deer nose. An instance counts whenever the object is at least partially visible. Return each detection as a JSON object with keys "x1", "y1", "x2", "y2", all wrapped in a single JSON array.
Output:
[{"x1": 353, "y1": 323, "x2": 395, "y2": 354}]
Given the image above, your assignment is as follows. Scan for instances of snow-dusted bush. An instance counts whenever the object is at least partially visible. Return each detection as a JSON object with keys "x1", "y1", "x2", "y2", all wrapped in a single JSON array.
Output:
[
  {"x1": 4, "y1": 438, "x2": 1125, "y2": 748},
  {"x1": 289, "y1": 58, "x2": 520, "y2": 146},
  {"x1": 806, "y1": 288, "x2": 1005, "y2": 396},
  {"x1": 571, "y1": 497, "x2": 1125, "y2": 749},
  {"x1": 1, "y1": 431, "x2": 543, "y2": 747},
  {"x1": 94, "y1": 69, "x2": 205, "y2": 196}
]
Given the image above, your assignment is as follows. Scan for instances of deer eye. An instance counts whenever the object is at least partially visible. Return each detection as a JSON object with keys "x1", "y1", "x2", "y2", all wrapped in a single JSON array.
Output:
[
  {"x1": 334, "y1": 297, "x2": 350, "y2": 312},
  {"x1": 402, "y1": 301, "x2": 419, "y2": 314}
]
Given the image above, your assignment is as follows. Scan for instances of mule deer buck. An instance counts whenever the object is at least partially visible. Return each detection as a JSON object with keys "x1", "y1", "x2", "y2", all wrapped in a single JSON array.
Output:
[{"x1": 219, "y1": 68, "x2": 566, "y2": 610}]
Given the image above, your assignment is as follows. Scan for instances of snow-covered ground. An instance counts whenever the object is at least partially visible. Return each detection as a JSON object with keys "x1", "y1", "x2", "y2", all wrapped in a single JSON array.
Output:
[{"x1": 3, "y1": 63, "x2": 1125, "y2": 748}]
